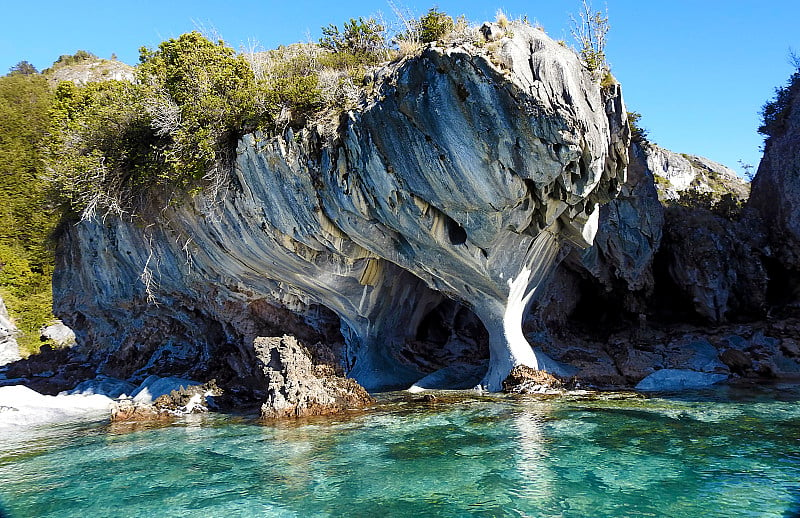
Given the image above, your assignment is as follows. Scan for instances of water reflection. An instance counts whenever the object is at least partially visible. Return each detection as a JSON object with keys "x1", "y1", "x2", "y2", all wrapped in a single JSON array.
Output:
[{"x1": 510, "y1": 403, "x2": 554, "y2": 511}]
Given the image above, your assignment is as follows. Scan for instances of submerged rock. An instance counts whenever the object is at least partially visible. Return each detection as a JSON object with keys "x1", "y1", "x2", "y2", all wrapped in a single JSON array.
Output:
[
  {"x1": 255, "y1": 336, "x2": 374, "y2": 419},
  {"x1": 635, "y1": 369, "x2": 728, "y2": 392}
]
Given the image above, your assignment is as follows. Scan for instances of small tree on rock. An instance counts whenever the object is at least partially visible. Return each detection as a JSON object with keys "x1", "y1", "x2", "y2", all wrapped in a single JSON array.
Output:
[{"x1": 570, "y1": 0, "x2": 609, "y2": 74}]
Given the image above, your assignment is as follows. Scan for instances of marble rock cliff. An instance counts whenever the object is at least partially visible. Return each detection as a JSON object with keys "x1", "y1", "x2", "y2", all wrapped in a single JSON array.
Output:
[{"x1": 54, "y1": 24, "x2": 629, "y2": 394}]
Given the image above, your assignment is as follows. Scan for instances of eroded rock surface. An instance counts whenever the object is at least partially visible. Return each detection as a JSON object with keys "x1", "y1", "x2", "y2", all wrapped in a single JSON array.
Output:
[
  {"x1": 55, "y1": 23, "x2": 628, "y2": 397},
  {"x1": 255, "y1": 336, "x2": 373, "y2": 419}
]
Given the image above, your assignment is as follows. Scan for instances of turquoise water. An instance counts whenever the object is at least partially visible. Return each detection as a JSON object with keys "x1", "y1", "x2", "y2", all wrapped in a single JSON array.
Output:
[{"x1": 1, "y1": 385, "x2": 799, "y2": 517}]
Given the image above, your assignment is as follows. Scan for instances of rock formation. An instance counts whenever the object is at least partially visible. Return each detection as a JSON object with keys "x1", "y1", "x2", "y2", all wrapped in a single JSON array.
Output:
[
  {"x1": 54, "y1": 23, "x2": 629, "y2": 396},
  {"x1": 746, "y1": 72, "x2": 800, "y2": 292},
  {"x1": 0, "y1": 296, "x2": 20, "y2": 366},
  {"x1": 255, "y1": 335, "x2": 373, "y2": 418},
  {"x1": 642, "y1": 143, "x2": 749, "y2": 203}
]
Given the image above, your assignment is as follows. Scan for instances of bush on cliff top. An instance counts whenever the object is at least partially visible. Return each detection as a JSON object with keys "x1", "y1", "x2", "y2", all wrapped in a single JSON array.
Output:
[
  {"x1": 759, "y1": 61, "x2": 800, "y2": 140},
  {"x1": 49, "y1": 32, "x2": 275, "y2": 218},
  {"x1": 47, "y1": 28, "x2": 397, "y2": 219}
]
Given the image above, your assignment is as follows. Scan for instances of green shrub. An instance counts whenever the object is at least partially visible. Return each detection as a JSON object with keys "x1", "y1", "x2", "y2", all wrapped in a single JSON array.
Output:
[
  {"x1": 47, "y1": 32, "x2": 276, "y2": 218},
  {"x1": 627, "y1": 111, "x2": 649, "y2": 144},
  {"x1": 418, "y1": 8, "x2": 455, "y2": 43},
  {"x1": 759, "y1": 68, "x2": 800, "y2": 139},
  {"x1": 47, "y1": 50, "x2": 98, "y2": 70},
  {"x1": 320, "y1": 17, "x2": 386, "y2": 55}
]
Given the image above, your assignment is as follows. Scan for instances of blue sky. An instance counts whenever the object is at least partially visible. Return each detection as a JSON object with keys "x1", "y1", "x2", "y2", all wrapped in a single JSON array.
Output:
[{"x1": 2, "y1": 1, "x2": 798, "y2": 175}]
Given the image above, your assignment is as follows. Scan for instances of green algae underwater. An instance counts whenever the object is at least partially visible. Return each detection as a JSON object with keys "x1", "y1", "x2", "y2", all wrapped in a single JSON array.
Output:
[{"x1": 1, "y1": 384, "x2": 799, "y2": 517}]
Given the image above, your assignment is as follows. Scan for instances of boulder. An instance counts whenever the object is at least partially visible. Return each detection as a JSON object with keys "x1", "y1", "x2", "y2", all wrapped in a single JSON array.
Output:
[
  {"x1": 40, "y1": 321, "x2": 76, "y2": 348},
  {"x1": 502, "y1": 365, "x2": 565, "y2": 394},
  {"x1": 635, "y1": 369, "x2": 728, "y2": 392},
  {"x1": 0, "y1": 295, "x2": 20, "y2": 366},
  {"x1": 110, "y1": 380, "x2": 222, "y2": 421},
  {"x1": 130, "y1": 375, "x2": 201, "y2": 404},
  {"x1": 63, "y1": 375, "x2": 137, "y2": 398},
  {"x1": 255, "y1": 336, "x2": 374, "y2": 419}
]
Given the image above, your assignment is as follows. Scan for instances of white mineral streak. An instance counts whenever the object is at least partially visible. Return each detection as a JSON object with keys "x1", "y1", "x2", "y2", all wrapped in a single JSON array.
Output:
[{"x1": 55, "y1": 24, "x2": 628, "y2": 391}]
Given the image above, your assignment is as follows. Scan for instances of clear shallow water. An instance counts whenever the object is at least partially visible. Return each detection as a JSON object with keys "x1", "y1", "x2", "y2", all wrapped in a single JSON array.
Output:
[{"x1": 1, "y1": 384, "x2": 799, "y2": 518}]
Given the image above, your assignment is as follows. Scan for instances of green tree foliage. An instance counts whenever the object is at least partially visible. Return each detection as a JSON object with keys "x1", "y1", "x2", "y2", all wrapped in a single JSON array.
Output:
[
  {"x1": 320, "y1": 17, "x2": 386, "y2": 62},
  {"x1": 47, "y1": 80, "x2": 164, "y2": 216},
  {"x1": 417, "y1": 8, "x2": 455, "y2": 43},
  {"x1": 137, "y1": 32, "x2": 260, "y2": 177},
  {"x1": 8, "y1": 61, "x2": 37, "y2": 75},
  {"x1": 758, "y1": 66, "x2": 800, "y2": 140},
  {"x1": 627, "y1": 111, "x2": 649, "y2": 144},
  {"x1": 0, "y1": 70, "x2": 57, "y2": 354},
  {"x1": 48, "y1": 32, "x2": 276, "y2": 218}
]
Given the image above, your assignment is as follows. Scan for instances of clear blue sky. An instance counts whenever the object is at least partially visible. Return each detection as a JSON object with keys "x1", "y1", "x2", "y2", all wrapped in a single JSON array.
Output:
[{"x1": 2, "y1": 1, "x2": 798, "y2": 175}]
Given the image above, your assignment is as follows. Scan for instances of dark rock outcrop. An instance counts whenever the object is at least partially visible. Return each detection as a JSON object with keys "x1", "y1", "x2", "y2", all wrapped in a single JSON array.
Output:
[{"x1": 745, "y1": 72, "x2": 800, "y2": 297}]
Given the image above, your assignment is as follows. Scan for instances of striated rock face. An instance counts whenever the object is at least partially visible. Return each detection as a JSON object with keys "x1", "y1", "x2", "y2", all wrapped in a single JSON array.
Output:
[
  {"x1": 54, "y1": 23, "x2": 629, "y2": 394},
  {"x1": 0, "y1": 295, "x2": 20, "y2": 366},
  {"x1": 255, "y1": 336, "x2": 373, "y2": 418}
]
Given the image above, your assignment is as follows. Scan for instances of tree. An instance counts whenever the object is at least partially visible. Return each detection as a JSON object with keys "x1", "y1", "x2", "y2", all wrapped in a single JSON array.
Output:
[
  {"x1": 0, "y1": 71, "x2": 57, "y2": 354},
  {"x1": 8, "y1": 61, "x2": 37, "y2": 76},
  {"x1": 320, "y1": 17, "x2": 386, "y2": 55},
  {"x1": 627, "y1": 111, "x2": 649, "y2": 144},
  {"x1": 758, "y1": 65, "x2": 800, "y2": 140},
  {"x1": 570, "y1": 0, "x2": 609, "y2": 74},
  {"x1": 417, "y1": 8, "x2": 455, "y2": 43},
  {"x1": 136, "y1": 31, "x2": 260, "y2": 179}
]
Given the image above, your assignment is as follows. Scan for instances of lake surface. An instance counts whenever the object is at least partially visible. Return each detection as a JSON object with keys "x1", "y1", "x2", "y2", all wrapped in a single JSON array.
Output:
[{"x1": 1, "y1": 384, "x2": 799, "y2": 517}]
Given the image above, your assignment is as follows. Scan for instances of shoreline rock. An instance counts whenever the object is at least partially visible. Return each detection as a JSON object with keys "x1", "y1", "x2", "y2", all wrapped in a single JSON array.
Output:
[
  {"x1": 110, "y1": 379, "x2": 222, "y2": 421},
  {"x1": 255, "y1": 336, "x2": 374, "y2": 419}
]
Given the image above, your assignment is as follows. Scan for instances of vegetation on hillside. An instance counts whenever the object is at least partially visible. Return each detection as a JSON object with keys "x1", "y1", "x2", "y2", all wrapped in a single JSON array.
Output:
[
  {"x1": 627, "y1": 111, "x2": 649, "y2": 144},
  {"x1": 0, "y1": 67, "x2": 58, "y2": 355}
]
